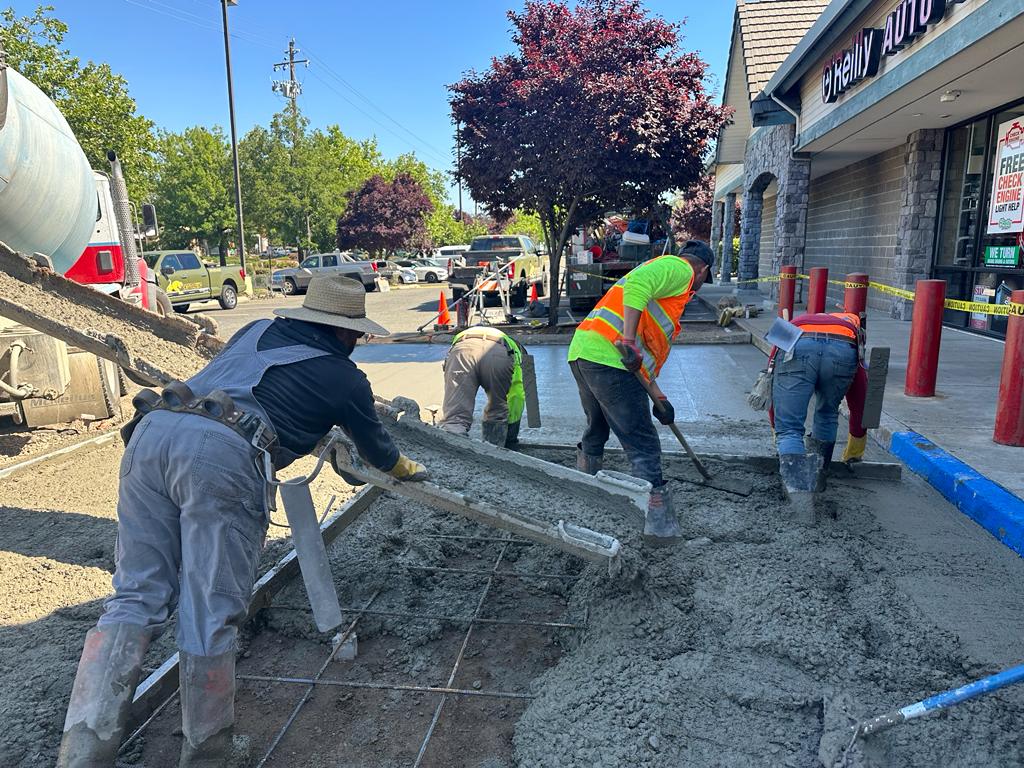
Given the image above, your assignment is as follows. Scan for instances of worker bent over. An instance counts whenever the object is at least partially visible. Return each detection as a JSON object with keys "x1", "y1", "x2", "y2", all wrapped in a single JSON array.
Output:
[
  {"x1": 439, "y1": 325, "x2": 526, "y2": 448},
  {"x1": 58, "y1": 276, "x2": 427, "y2": 767},
  {"x1": 769, "y1": 311, "x2": 868, "y2": 514},
  {"x1": 567, "y1": 241, "x2": 714, "y2": 545}
]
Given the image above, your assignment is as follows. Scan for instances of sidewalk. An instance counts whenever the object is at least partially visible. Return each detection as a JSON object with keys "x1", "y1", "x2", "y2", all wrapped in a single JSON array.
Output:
[{"x1": 702, "y1": 281, "x2": 1024, "y2": 556}]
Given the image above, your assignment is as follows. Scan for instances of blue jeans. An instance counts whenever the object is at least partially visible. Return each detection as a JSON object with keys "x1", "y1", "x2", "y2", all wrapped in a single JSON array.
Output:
[
  {"x1": 570, "y1": 359, "x2": 664, "y2": 487},
  {"x1": 773, "y1": 338, "x2": 858, "y2": 456}
]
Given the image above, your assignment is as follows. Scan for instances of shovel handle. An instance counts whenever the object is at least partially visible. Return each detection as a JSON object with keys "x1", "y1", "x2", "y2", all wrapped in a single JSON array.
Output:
[{"x1": 614, "y1": 342, "x2": 713, "y2": 482}]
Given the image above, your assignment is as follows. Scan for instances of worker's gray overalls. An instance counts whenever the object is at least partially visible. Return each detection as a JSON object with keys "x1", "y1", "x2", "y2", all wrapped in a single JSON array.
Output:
[{"x1": 97, "y1": 320, "x2": 327, "y2": 656}]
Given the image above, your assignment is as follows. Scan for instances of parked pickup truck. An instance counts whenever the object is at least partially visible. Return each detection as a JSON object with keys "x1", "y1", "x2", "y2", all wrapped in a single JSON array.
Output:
[
  {"x1": 271, "y1": 251, "x2": 377, "y2": 295},
  {"x1": 143, "y1": 250, "x2": 246, "y2": 312},
  {"x1": 449, "y1": 235, "x2": 548, "y2": 307}
]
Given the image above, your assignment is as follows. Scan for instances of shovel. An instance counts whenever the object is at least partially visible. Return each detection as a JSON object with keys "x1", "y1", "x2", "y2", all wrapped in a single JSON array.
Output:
[
  {"x1": 616, "y1": 344, "x2": 752, "y2": 497},
  {"x1": 834, "y1": 662, "x2": 1024, "y2": 767}
]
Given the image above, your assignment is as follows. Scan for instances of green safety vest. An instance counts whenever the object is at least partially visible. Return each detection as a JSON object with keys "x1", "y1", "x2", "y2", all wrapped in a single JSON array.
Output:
[{"x1": 452, "y1": 327, "x2": 525, "y2": 425}]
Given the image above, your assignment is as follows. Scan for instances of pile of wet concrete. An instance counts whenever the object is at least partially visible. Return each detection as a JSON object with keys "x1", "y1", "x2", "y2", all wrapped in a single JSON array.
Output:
[{"x1": 249, "y1": 443, "x2": 1024, "y2": 767}]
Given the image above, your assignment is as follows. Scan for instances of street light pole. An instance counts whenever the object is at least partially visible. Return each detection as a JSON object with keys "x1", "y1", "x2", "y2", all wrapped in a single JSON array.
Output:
[{"x1": 220, "y1": 0, "x2": 247, "y2": 273}]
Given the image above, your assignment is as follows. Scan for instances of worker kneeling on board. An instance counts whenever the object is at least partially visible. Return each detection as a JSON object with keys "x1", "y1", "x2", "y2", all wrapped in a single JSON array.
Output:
[
  {"x1": 769, "y1": 311, "x2": 868, "y2": 507},
  {"x1": 58, "y1": 276, "x2": 427, "y2": 767},
  {"x1": 567, "y1": 240, "x2": 714, "y2": 545},
  {"x1": 438, "y1": 325, "x2": 526, "y2": 448}
]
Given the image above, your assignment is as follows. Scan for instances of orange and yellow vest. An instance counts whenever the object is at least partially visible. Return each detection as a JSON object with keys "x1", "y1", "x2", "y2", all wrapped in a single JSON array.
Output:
[{"x1": 575, "y1": 255, "x2": 695, "y2": 380}]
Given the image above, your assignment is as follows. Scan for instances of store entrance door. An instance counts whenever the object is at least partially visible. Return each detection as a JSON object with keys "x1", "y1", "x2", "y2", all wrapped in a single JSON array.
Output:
[{"x1": 934, "y1": 103, "x2": 1024, "y2": 338}]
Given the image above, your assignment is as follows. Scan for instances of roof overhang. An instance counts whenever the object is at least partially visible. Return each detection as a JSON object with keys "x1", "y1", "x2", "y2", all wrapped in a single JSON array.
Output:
[{"x1": 760, "y1": 0, "x2": 871, "y2": 105}]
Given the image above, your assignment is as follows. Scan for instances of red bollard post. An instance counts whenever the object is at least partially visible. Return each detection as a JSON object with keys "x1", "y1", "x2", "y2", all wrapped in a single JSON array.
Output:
[
  {"x1": 778, "y1": 265, "x2": 797, "y2": 319},
  {"x1": 905, "y1": 279, "x2": 946, "y2": 397},
  {"x1": 807, "y1": 267, "x2": 828, "y2": 315},
  {"x1": 844, "y1": 272, "x2": 869, "y2": 321},
  {"x1": 994, "y1": 290, "x2": 1024, "y2": 446}
]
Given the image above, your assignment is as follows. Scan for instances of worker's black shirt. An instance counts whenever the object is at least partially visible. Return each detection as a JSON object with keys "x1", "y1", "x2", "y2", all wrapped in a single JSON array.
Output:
[{"x1": 226, "y1": 318, "x2": 399, "y2": 471}]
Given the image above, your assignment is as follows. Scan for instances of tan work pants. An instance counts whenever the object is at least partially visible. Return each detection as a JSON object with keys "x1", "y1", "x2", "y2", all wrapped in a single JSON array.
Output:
[{"x1": 439, "y1": 337, "x2": 514, "y2": 435}]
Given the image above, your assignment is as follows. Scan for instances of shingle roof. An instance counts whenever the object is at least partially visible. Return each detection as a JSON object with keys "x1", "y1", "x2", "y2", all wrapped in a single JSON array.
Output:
[{"x1": 736, "y1": 0, "x2": 830, "y2": 102}]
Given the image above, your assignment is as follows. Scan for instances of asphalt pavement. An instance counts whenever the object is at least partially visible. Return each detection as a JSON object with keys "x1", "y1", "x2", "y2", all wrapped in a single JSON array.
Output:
[{"x1": 184, "y1": 283, "x2": 448, "y2": 339}]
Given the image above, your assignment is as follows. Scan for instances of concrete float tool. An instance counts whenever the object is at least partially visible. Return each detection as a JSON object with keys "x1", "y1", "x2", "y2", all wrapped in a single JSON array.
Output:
[
  {"x1": 327, "y1": 397, "x2": 646, "y2": 574},
  {"x1": 616, "y1": 343, "x2": 753, "y2": 497},
  {"x1": 832, "y1": 663, "x2": 1024, "y2": 767}
]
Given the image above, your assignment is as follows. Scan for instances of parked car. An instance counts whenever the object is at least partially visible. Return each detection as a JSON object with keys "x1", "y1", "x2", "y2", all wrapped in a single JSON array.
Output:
[
  {"x1": 271, "y1": 251, "x2": 377, "y2": 294},
  {"x1": 372, "y1": 259, "x2": 418, "y2": 284},
  {"x1": 397, "y1": 259, "x2": 447, "y2": 283},
  {"x1": 433, "y1": 244, "x2": 471, "y2": 267},
  {"x1": 143, "y1": 250, "x2": 245, "y2": 312}
]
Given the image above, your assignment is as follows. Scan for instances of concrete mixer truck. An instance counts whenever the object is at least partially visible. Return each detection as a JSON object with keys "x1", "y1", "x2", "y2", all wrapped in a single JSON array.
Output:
[{"x1": 0, "y1": 53, "x2": 170, "y2": 427}]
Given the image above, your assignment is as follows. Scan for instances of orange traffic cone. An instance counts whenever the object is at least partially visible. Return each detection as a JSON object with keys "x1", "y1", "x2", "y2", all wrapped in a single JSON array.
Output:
[
  {"x1": 529, "y1": 283, "x2": 539, "y2": 303},
  {"x1": 437, "y1": 291, "x2": 451, "y2": 326}
]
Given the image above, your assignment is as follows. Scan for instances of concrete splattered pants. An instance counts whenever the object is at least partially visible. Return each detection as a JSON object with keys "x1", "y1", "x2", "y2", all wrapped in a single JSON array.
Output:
[
  {"x1": 439, "y1": 336, "x2": 515, "y2": 434},
  {"x1": 98, "y1": 410, "x2": 268, "y2": 656}
]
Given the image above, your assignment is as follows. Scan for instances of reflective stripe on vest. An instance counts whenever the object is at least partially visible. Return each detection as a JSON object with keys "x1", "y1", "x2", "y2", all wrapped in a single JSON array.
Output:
[
  {"x1": 793, "y1": 312, "x2": 861, "y2": 339},
  {"x1": 577, "y1": 255, "x2": 694, "y2": 380}
]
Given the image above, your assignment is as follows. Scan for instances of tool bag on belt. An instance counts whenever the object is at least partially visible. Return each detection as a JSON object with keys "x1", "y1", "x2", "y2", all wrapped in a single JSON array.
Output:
[{"x1": 119, "y1": 380, "x2": 277, "y2": 456}]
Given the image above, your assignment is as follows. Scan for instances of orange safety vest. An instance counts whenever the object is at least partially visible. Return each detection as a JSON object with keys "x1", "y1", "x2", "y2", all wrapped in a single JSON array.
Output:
[
  {"x1": 793, "y1": 312, "x2": 862, "y2": 339},
  {"x1": 577, "y1": 255, "x2": 695, "y2": 380}
]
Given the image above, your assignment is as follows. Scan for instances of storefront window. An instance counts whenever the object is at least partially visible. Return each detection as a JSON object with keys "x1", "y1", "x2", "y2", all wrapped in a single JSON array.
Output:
[
  {"x1": 936, "y1": 118, "x2": 986, "y2": 268},
  {"x1": 934, "y1": 101, "x2": 1024, "y2": 337}
]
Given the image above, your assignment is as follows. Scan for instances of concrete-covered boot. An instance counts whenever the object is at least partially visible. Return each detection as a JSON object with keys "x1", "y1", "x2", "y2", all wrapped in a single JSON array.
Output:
[
  {"x1": 481, "y1": 420, "x2": 508, "y2": 447},
  {"x1": 643, "y1": 484, "x2": 682, "y2": 546},
  {"x1": 178, "y1": 650, "x2": 236, "y2": 768},
  {"x1": 805, "y1": 436, "x2": 836, "y2": 492},
  {"x1": 57, "y1": 623, "x2": 151, "y2": 767},
  {"x1": 575, "y1": 443, "x2": 602, "y2": 475},
  {"x1": 505, "y1": 419, "x2": 521, "y2": 448},
  {"x1": 779, "y1": 453, "x2": 823, "y2": 525}
]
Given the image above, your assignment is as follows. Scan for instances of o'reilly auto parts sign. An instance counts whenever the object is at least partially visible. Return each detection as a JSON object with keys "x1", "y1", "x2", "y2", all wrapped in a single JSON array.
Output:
[{"x1": 822, "y1": 0, "x2": 968, "y2": 103}]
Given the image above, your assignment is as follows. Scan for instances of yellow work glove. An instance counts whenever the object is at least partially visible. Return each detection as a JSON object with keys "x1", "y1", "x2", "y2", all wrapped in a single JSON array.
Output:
[
  {"x1": 841, "y1": 434, "x2": 867, "y2": 463},
  {"x1": 387, "y1": 454, "x2": 429, "y2": 482}
]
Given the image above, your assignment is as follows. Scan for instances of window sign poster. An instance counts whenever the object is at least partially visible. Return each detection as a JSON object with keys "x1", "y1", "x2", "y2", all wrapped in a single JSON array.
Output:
[
  {"x1": 984, "y1": 245, "x2": 1020, "y2": 267},
  {"x1": 969, "y1": 284, "x2": 993, "y2": 330},
  {"x1": 988, "y1": 119, "x2": 1024, "y2": 235}
]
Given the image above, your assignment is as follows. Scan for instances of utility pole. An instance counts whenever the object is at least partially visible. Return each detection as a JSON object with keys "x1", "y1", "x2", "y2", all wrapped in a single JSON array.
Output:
[
  {"x1": 220, "y1": 0, "x2": 246, "y2": 273},
  {"x1": 273, "y1": 39, "x2": 309, "y2": 252},
  {"x1": 273, "y1": 39, "x2": 309, "y2": 145},
  {"x1": 456, "y1": 121, "x2": 463, "y2": 221}
]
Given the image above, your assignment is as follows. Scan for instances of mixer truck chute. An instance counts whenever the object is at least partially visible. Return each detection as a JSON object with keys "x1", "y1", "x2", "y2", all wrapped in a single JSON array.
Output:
[{"x1": 0, "y1": 57, "x2": 189, "y2": 428}]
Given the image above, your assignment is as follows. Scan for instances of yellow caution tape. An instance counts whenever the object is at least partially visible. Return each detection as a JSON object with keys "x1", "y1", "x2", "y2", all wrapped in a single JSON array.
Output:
[
  {"x1": 582, "y1": 265, "x2": 1024, "y2": 317},
  {"x1": 738, "y1": 271, "x2": 1024, "y2": 317}
]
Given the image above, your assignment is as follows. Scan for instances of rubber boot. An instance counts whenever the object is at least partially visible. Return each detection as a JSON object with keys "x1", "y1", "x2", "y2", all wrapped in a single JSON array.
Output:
[
  {"x1": 505, "y1": 419, "x2": 521, "y2": 448},
  {"x1": 57, "y1": 623, "x2": 151, "y2": 767},
  {"x1": 779, "y1": 453, "x2": 823, "y2": 526},
  {"x1": 643, "y1": 484, "x2": 681, "y2": 546},
  {"x1": 805, "y1": 436, "x2": 836, "y2": 492},
  {"x1": 481, "y1": 420, "x2": 509, "y2": 448},
  {"x1": 178, "y1": 650, "x2": 236, "y2": 768},
  {"x1": 575, "y1": 443, "x2": 602, "y2": 475}
]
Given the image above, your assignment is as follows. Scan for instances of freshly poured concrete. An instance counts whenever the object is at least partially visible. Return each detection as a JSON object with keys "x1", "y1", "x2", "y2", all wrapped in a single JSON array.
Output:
[{"x1": 354, "y1": 343, "x2": 779, "y2": 454}]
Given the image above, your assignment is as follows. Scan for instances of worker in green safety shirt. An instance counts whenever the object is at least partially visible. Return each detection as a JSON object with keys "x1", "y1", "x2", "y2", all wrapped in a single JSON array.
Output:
[{"x1": 439, "y1": 325, "x2": 526, "y2": 448}]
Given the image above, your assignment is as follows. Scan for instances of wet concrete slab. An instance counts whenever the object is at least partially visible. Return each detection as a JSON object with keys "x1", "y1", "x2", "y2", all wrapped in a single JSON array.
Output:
[{"x1": 353, "y1": 344, "x2": 773, "y2": 455}]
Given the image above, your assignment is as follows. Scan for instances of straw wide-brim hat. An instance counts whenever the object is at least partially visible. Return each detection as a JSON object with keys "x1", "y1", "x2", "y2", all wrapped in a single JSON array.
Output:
[{"x1": 274, "y1": 275, "x2": 390, "y2": 337}]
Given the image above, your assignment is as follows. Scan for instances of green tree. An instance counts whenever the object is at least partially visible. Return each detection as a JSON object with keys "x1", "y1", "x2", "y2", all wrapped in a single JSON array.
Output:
[
  {"x1": 1, "y1": 5, "x2": 157, "y2": 199},
  {"x1": 153, "y1": 127, "x2": 234, "y2": 259},
  {"x1": 239, "y1": 110, "x2": 382, "y2": 253}
]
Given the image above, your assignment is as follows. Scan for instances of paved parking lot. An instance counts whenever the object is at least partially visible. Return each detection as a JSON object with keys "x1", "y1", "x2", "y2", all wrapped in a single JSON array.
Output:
[{"x1": 181, "y1": 283, "x2": 448, "y2": 339}]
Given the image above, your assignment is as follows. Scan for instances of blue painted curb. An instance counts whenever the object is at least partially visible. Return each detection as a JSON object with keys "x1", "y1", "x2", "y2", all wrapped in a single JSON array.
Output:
[{"x1": 890, "y1": 431, "x2": 1024, "y2": 558}]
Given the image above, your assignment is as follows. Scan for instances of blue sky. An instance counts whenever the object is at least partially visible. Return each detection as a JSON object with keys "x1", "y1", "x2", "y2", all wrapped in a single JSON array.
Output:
[{"x1": 9, "y1": 1, "x2": 734, "y2": 201}]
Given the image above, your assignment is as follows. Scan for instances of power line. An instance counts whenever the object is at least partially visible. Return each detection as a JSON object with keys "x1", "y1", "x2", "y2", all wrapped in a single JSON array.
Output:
[
  {"x1": 301, "y1": 44, "x2": 452, "y2": 161},
  {"x1": 303, "y1": 68, "x2": 453, "y2": 168}
]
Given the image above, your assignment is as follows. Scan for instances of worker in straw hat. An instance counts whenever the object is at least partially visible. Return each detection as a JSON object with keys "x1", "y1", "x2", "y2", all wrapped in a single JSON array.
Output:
[{"x1": 58, "y1": 275, "x2": 427, "y2": 767}]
